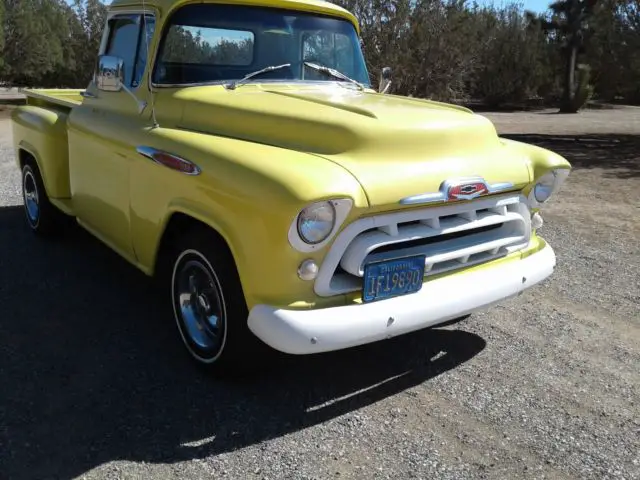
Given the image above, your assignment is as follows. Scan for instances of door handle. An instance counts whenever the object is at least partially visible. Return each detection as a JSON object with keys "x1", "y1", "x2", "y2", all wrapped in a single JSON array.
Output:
[{"x1": 80, "y1": 91, "x2": 98, "y2": 99}]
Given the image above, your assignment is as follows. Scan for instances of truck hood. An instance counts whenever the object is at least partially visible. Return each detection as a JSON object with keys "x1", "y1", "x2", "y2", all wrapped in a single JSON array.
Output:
[{"x1": 177, "y1": 85, "x2": 531, "y2": 207}]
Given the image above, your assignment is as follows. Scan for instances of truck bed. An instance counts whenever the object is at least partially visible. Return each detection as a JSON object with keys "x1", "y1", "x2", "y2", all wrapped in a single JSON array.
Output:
[
  {"x1": 11, "y1": 89, "x2": 84, "y2": 211},
  {"x1": 23, "y1": 89, "x2": 84, "y2": 110}
]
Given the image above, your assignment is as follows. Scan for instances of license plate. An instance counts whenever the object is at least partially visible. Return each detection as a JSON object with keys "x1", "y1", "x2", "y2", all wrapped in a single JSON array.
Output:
[{"x1": 362, "y1": 255, "x2": 426, "y2": 303}]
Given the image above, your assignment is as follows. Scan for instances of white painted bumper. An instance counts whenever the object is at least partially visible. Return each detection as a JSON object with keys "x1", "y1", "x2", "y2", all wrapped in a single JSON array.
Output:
[{"x1": 247, "y1": 242, "x2": 556, "y2": 355}]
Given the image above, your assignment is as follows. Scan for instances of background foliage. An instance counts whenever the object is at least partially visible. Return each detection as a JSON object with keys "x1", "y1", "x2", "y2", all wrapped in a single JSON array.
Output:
[{"x1": 0, "y1": 0, "x2": 638, "y2": 107}]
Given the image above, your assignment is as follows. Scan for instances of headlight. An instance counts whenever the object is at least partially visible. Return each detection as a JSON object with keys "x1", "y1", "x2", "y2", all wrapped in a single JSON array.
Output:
[
  {"x1": 529, "y1": 168, "x2": 570, "y2": 207},
  {"x1": 288, "y1": 198, "x2": 353, "y2": 253},
  {"x1": 534, "y1": 172, "x2": 556, "y2": 203},
  {"x1": 297, "y1": 201, "x2": 336, "y2": 244}
]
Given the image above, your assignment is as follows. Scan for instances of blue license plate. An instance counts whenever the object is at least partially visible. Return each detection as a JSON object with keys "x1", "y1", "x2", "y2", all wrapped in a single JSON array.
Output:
[{"x1": 362, "y1": 255, "x2": 426, "y2": 303}]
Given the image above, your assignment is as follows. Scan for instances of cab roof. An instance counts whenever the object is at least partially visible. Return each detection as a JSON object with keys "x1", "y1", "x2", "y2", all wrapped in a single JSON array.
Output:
[{"x1": 108, "y1": 0, "x2": 360, "y2": 33}]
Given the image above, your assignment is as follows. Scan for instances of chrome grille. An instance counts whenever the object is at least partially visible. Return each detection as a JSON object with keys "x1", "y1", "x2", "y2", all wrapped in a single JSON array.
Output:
[{"x1": 314, "y1": 194, "x2": 531, "y2": 297}]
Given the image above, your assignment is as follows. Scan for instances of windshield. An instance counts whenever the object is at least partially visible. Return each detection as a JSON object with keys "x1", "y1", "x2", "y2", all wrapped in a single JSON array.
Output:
[{"x1": 152, "y1": 4, "x2": 370, "y2": 87}]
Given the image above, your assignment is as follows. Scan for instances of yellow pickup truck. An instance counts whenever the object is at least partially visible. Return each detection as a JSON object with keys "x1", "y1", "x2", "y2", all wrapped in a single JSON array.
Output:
[{"x1": 11, "y1": 0, "x2": 571, "y2": 374}]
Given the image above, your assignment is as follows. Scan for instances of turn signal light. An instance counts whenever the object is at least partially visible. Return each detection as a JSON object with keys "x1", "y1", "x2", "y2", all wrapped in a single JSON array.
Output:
[
  {"x1": 298, "y1": 259, "x2": 319, "y2": 281},
  {"x1": 531, "y1": 212, "x2": 543, "y2": 230},
  {"x1": 151, "y1": 152, "x2": 201, "y2": 175}
]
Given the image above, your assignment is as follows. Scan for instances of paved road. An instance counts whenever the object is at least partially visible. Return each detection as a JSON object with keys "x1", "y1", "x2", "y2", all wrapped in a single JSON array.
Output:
[{"x1": 0, "y1": 110, "x2": 638, "y2": 480}]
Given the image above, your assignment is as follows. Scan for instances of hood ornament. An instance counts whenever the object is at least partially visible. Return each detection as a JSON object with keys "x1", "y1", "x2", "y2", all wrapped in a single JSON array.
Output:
[{"x1": 399, "y1": 177, "x2": 514, "y2": 206}]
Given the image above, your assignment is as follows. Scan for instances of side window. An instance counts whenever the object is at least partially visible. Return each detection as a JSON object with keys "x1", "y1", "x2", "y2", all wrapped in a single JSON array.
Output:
[
  {"x1": 133, "y1": 15, "x2": 156, "y2": 87},
  {"x1": 105, "y1": 15, "x2": 142, "y2": 87}
]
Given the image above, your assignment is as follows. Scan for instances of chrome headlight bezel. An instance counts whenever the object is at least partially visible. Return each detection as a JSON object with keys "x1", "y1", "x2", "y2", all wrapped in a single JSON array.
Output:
[{"x1": 288, "y1": 198, "x2": 353, "y2": 252}]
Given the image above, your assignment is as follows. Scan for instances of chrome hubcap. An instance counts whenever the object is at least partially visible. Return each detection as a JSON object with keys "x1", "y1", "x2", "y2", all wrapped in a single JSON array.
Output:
[
  {"x1": 23, "y1": 170, "x2": 39, "y2": 225},
  {"x1": 175, "y1": 257, "x2": 225, "y2": 353}
]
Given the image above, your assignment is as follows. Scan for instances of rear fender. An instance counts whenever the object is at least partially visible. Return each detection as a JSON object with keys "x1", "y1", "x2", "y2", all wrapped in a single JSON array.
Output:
[{"x1": 11, "y1": 106, "x2": 71, "y2": 198}]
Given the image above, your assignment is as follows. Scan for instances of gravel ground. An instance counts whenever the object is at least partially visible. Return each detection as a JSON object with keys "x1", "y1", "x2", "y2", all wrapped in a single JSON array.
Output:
[
  {"x1": 0, "y1": 108, "x2": 21, "y2": 206},
  {"x1": 0, "y1": 106, "x2": 638, "y2": 480}
]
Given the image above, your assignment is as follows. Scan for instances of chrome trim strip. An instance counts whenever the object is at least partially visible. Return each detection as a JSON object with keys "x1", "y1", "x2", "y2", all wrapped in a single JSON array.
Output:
[
  {"x1": 400, "y1": 177, "x2": 515, "y2": 206},
  {"x1": 398, "y1": 192, "x2": 446, "y2": 205},
  {"x1": 488, "y1": 182, "x2": 516, "y2": 192},
  {"x1": 136, "y1": 146, "x2": 156, "y2": 160},
  {"x1": 136, "y1": 146, "x2": 202, "y2": 175}
]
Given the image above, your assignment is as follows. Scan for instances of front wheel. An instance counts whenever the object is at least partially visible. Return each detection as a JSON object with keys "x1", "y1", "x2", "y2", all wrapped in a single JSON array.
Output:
[{"x1": 168, "y1": 228, "x2": 271, "y2": 376}]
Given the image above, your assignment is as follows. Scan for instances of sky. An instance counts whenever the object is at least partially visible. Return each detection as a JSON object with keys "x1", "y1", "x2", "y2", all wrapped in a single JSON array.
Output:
[{"x1": 477, "y1": 0, "x2": 550, "y2": 12}]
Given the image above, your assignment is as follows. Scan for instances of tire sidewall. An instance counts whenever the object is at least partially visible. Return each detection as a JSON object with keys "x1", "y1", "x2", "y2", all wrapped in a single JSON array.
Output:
[{"x1": 171, "y1": 248, "x2": 229, "y2": 365}]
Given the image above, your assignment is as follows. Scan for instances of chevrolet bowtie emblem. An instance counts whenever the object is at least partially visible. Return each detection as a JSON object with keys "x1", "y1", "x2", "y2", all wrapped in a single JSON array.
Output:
[{"x1": 398, "y1": 177, "x2": 515, "y2": 206}]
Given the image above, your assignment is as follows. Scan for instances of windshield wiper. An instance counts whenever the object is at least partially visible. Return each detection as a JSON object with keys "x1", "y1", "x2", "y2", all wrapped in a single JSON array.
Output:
[
  {"x1": 225, "y1": 64, "x2": 292, "y2": 90},
  {"x1": 303, "y1": 62, "x2": 365, "y2": 91}
]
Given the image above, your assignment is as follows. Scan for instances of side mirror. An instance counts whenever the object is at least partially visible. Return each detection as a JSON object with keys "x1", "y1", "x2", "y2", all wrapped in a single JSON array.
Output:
[
  {"x1": 95, "y1": 55, "x2": 125, "y2": 92},
  {"x1": 379, "y1": 67, "x2": 392, "y2": 94}
]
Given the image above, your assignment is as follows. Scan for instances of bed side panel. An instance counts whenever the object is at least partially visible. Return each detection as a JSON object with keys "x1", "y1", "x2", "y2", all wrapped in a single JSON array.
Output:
[{"x1": 11, "y1": 104, "x2": 72, "y2": 199}]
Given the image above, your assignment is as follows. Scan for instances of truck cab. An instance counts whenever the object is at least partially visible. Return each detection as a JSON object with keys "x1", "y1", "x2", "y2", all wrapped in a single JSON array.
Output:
[{"x1": 11, "y1": 0, "x2": 571, "y2": 375}]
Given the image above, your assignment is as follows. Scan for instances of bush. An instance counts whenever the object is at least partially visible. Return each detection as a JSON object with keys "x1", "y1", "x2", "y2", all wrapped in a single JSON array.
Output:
[{"x1": 470, "y1": 3, "x2": 551, "y2": 107}]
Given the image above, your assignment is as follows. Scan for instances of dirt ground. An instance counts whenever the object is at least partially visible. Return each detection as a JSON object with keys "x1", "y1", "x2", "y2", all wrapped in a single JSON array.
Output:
[
  {"x1": 0, "y1": 105, "x2": 638, "y2": 480},
  {"x1": 483, "y1": 107, "x2": 640, "y2": 239}
]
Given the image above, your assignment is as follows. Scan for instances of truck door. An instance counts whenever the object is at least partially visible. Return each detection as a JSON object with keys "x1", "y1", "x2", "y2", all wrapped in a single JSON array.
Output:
[{"x1": 67, "y1": 12, "x2": 155, "y2": 263}]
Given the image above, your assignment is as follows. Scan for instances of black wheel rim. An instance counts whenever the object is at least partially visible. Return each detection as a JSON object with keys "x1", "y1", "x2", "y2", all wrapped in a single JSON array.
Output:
[{"x1": 172, "y1": 250, "x2": 227, "y2": 363}]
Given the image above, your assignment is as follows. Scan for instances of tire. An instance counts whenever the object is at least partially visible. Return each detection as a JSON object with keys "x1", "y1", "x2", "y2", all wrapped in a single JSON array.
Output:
[
  {"x1": 166, "y1": 227, "x2": 272, "y2": 377},
  {"x1": 21, "y1": 161, "x2": 63, "y2": 236}
]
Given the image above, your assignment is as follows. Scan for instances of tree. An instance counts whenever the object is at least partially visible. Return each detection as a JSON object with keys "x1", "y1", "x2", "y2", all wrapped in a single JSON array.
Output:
[
  {"x1": 0, "y1": 0, "x2": 106, "y2": 87},
  {"x1": 0, "y1": 0, "x2": 636, "y2": 106},
  {"x1": 473, "y1": 3, "x2": 551, "y2": 107},
  {"x1": 66, "y1": 0, "x2": 108, "y2": 86},
  {"x1": 0, "y1": 1, "x2": 5, "y2": 74},
  {"x1": 2, "y1": 0, "x2": 66, "y2": 84},
  {"x1": 613, "y1": 0, "x2": 640, "y2": 102},
  {"x1": 531, "y1": 0, "x2": 599, "y2": 113}
]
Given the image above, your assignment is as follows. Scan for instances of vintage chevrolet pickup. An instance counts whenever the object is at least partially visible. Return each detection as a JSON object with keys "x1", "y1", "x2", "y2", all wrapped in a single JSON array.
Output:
[{"x1": 11, "y1": 0, "x2": 571, "y2": 374}]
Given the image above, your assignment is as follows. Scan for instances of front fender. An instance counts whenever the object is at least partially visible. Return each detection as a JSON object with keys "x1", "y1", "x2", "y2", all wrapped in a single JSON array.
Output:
[
  {"x1": 500, "y1": 138, "x2": 572, "y2": 196},
  {"x1": 130, "y1": 127, "x2": 368, "y2": 310}
]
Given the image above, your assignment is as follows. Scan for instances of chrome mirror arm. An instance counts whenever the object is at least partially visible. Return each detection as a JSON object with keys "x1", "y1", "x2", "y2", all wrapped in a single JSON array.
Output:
[{"x1": 121, "y1": 83, "x2": 147, "y2": 114}]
